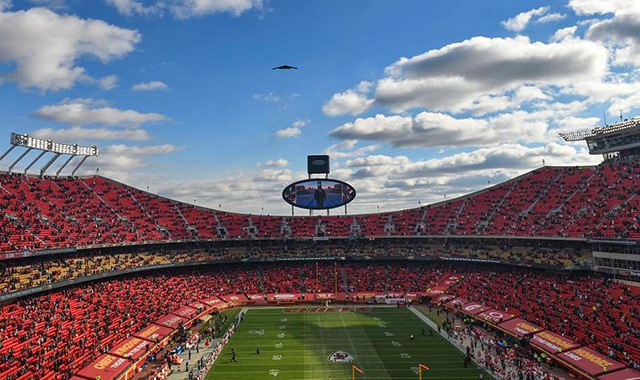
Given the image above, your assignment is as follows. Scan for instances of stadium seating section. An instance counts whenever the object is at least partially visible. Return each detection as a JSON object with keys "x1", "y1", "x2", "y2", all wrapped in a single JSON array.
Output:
[
  {"x1": 0, "y1": 160, "x2": 639, "y2": 254},
  {"x1": 1, "y1": 262, "x2": 639, "y2": 379}
]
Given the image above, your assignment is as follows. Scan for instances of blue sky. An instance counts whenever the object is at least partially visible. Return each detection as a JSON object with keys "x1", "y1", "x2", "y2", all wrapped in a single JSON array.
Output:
[{"x1": 0, "y1": 0, "x2": 637, "y2": 214}]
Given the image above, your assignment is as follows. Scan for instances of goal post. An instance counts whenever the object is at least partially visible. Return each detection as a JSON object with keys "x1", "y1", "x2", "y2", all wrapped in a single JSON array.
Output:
[
  {"x1": 419, "y1": 363, "x2": 430, "y2": 379},
  {"x1": 352, "y1": 365, "x2": 364, "y2": 379}
]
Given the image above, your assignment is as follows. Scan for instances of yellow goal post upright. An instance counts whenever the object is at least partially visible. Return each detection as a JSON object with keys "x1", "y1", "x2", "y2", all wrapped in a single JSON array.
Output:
[
  {"x1": 418, "y1": 363, "x2": 430, "y2": 379},
  {"x1": 352, "y1": 365, "x2": 364, "y2": 379}
]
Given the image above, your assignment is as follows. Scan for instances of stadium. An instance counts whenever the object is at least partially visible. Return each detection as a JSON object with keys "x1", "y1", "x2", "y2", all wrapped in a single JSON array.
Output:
[{"x1": 1, "y1": 1, "x2": 640, "y2": 380}]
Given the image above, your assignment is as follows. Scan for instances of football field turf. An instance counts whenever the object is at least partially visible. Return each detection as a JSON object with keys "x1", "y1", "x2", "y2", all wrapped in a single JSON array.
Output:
[{"x1": 206, "y1": 306, "x2": 491, "y2": 379}]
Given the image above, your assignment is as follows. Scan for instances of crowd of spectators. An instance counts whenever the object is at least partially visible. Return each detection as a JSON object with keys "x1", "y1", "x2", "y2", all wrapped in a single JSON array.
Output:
[
  {"x1": 0, "y1": 243, "x2": 589, "y2": 296},
  {"x1": 0, "y1": 261, "x2": 639, "y2": 379},
  {"x1": 448, "y1": 266, "x2": 640, "y2": 370},
  {"x1": 0, "y1": 159, "x2": 638, "y2": 255}
]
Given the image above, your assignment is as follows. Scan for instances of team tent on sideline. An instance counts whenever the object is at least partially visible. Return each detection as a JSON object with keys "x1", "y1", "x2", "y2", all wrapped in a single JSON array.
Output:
[
  {"x1": 108, "y1": 336, "x2": 153, "y2": 361},
  {"x1": 154, "y1": 314, "x2": 187, "y2": 329},
  {"x1": 172, "y1": 305, "x2": 198, "y2": 319},
  {"x1": 77, "y1": 354, "x2": 132, "y2": 380},
  {"x1": 134, "y1": 323, "x2": 174, "y2": 343},
  {"x1": 460, "y1": 301, "x2": 490, "y2": 315},
  {"x1": 530, "y1": 331, "x2": 581, "y2": 354},
  {"x1": 476, "y1": 309, "x2": 513, "y2": 325},
  {"x1": 497, "y1": 318, "x2": 545, "y2": 338},
  {"x1": 555, "y1": 347, "x2": 626, "y2": 377}
]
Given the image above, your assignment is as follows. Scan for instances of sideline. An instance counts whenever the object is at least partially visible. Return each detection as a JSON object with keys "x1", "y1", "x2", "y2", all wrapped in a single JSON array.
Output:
[{"x1": 409, "y1": 306, "x2": 493, "y2": 379}]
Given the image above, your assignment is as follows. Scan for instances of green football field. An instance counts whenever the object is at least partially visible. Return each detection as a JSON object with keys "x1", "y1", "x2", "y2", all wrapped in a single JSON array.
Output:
[{"x1": 206, "y1": 306, "x2": 491, "y2": 379}]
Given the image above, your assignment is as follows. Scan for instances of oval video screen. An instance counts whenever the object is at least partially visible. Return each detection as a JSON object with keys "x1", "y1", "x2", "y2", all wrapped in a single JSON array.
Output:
[{"x1": 282, "y1": 179, "x2": 356, "y2": 210}]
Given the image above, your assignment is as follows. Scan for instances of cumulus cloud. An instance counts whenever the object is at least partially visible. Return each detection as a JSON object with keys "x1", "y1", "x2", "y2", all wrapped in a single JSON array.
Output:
[
  {"x1": 291, "y1": 119, "x2": 310, "y2": 128},
  {"x1": 330, "y1": 111, "x2": 552, "y2": 149},
  {"x1": 550, "y1": 26, "x2": 577, "y2": 42},
  {"x1": 322, "y1": 81, "x2": 374, "y2": 116},
  {"x1": 105, "y1": 0, "x2": 264, "y2": 19},
  {"x1": 28, "y1": 0, "x2": 68, "y2": 10},
  {"x1": 132, "y1": 80, "x2": 169, "y2": 91},
  {"x1": 501, "y1": 6, "x2": 550, "y2": 32},
  {"x1": 106, "y1": 0, "x2": 156, "y2": 16},
  {"x1": 323, "y1": 140, "x2": 379, "y2": 159},
  {"x1": 373, "y1": 36, "x2": 608, "y2": 114},
  {"x1": 275, "y1": 119, "x2": 309, "y2": 138},
  {"x1": 0, "y1": 8, "x2": 140, "y2": 92},
  {"x1": 261, "y1": 158, "x2": 289, "y2": 167},
  {"x1": 274, "y1": 127, "x2": 301, "y2": 138},
  {"x1": 0, "y1": 0, "x2": 11, "y2": 11},
  {"x1": 31, "y1": 126, "x2": 152, "y2": 141},
  {"x1": 568, "y1": 0, "x2": 640, "y2": 15},
  {"x1": 33, "y1": 98, "x2": 169, "y2": 126},
  {"x1": 99, "y1": 75, "x2": 118, "y2": 90},
  {"x1": 537, "y1": 13, "x2": 566, "y2": 23}
]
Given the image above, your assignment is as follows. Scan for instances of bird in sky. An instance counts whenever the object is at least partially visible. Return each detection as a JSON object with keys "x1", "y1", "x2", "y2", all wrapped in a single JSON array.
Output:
[{"x1": 272, "y1": 65, "x2": 298, "y2": 70}]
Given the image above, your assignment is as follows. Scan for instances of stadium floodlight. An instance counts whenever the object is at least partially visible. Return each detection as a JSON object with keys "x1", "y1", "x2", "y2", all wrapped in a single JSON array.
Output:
[
  {"x1": 0, "y1": 133, "x2": 98, "y2": 177},
  {"x1": 559, "y1": 117, "x2": 640, "y2": 141}
]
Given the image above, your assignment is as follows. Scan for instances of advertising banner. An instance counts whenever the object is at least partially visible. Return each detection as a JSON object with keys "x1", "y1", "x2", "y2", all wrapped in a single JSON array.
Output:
[
  {"x1": 531, "y1": 331, "x2": 580, "y2": 354},
  {"x1": 497, "y1": 318, "x2": 544, "y2": 338},
  {"x1": 78, "y1": 354, "x2": 131, "y2": 380},
  {"x1": 172, "y1": 306, "x2": 198, "y2": 320},
  {"x1": 109, "y1": 336, "x2": 152, "y2": 361},
  {"x1": 134, "y1": 324, "x2": 173, "y2": 343},
  {"x1": 154, "y1": 314, "x2": 186, "y2": 329},
  {"x1": 476, "y1": 309, "x2": 513, "y2": 324},
  {"x1": 556, "y1": 347, "x2": 625, "y2": 376}
]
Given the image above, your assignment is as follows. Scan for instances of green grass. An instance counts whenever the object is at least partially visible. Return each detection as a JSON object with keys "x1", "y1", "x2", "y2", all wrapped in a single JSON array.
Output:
[
  {"x1": 199, "y1": 308, "x2": 240, "y2": 336},
  {"x1": 206, "y1": 306, "x2": 491, "y2": 379}
]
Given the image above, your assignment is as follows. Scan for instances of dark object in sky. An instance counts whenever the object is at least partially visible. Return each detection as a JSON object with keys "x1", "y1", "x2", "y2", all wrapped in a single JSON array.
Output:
[{"x1": 272, "y1": 65, "x2": 298, "y2": 70}]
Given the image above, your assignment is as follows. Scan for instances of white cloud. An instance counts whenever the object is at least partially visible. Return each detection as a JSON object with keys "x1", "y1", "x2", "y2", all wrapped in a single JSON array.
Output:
[
  {"x1": 171, "y1": 0, "x2": 263, "y2": 18},
  {"x1": 274, "y1": 127, "x2": 301, "y2": 138},
  {"x1": 99, "y1": 75, "x2": 118, "y2": 90},
  {"x1": 323, "y1": 140, "x2": 379, "y2": 159},
  {"x1": 105, "y1": 0, "x2": 264, "y2": 18},
  {"x1": 586, "y1": 12, "x2": 640, "y2": 66},
  {"x1": 537, "y1": 13, "x2": 566, "y2": 23},
  {"x1": 514, "y1": 86, "x2": 551, "y2": 103},
  {"x1": 106, "y1": 0, "x2": 155, "y2": 16},
  {"x1": 568, "y1": 0, "x2": 640, "y2": 15},
  {"x1": 501, "y1": 6, "x2": 549, "y2": 32},
  {"x1": 33, "y1": 98, "x2": 169, "y2": 126},
  {"x1": 0, "y1": 0, "x2": 12, "y2": 11},
  {"x1": 0, "y1": 8, "x2": 140, "y2": 92},
  {"x1": 31, "y1": 126, "x2": 152, "y2": 142},
  {"x1": 323, "y1": 80, "x2": 374, "y2": 117},
  {"x1": 28, "y1": 0, "x2": 68, "y2": 10},
  {"x1": 261, "y1": 158, "x2": 289, "y2": 167},
  {"x1": 132, "y1": 80, "x2": 169, "y2": 91},
  {"x1": 253, "y1": 92, "x2": 280, "y2": 103},
  {"x1": 370, "y1": 36, "x2": 608, "y2": 114},
  {"x1": 550, "y1": 26, "x2": 577, "y2": 42},
  {"x1": 274, "y1": 119, "x2": 309, "y2": 138},
  {"x1": 291, "y1": 119, "x2": 310, "y2": 128},
  {"x1": 330, "y1": 111, "x2": 549, "y2": 149}
]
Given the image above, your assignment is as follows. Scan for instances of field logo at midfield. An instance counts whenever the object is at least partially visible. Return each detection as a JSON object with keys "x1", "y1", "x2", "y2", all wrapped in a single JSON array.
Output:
[{"x1": 328, "y1": 351, "x2": 357, "y2": 363}]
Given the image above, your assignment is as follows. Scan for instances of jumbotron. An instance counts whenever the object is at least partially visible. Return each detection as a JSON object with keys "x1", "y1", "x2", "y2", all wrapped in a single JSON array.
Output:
[{"x1": 0, "y1": 119, "x2": 639, "y2": 380}]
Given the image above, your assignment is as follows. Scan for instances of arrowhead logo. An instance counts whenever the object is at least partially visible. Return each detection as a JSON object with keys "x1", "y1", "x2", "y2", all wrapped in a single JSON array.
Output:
[{"x1": 328, "y1": 351, "x2": 357, "y2": 363}]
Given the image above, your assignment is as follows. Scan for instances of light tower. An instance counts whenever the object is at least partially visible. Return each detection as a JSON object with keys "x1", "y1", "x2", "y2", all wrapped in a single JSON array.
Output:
[
  {"x1": 0, "y1": 133, "x2": 98, "y2": 177},
  {"x1": 559, "y1": 117, "x2": 640, "y2": 160}
]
